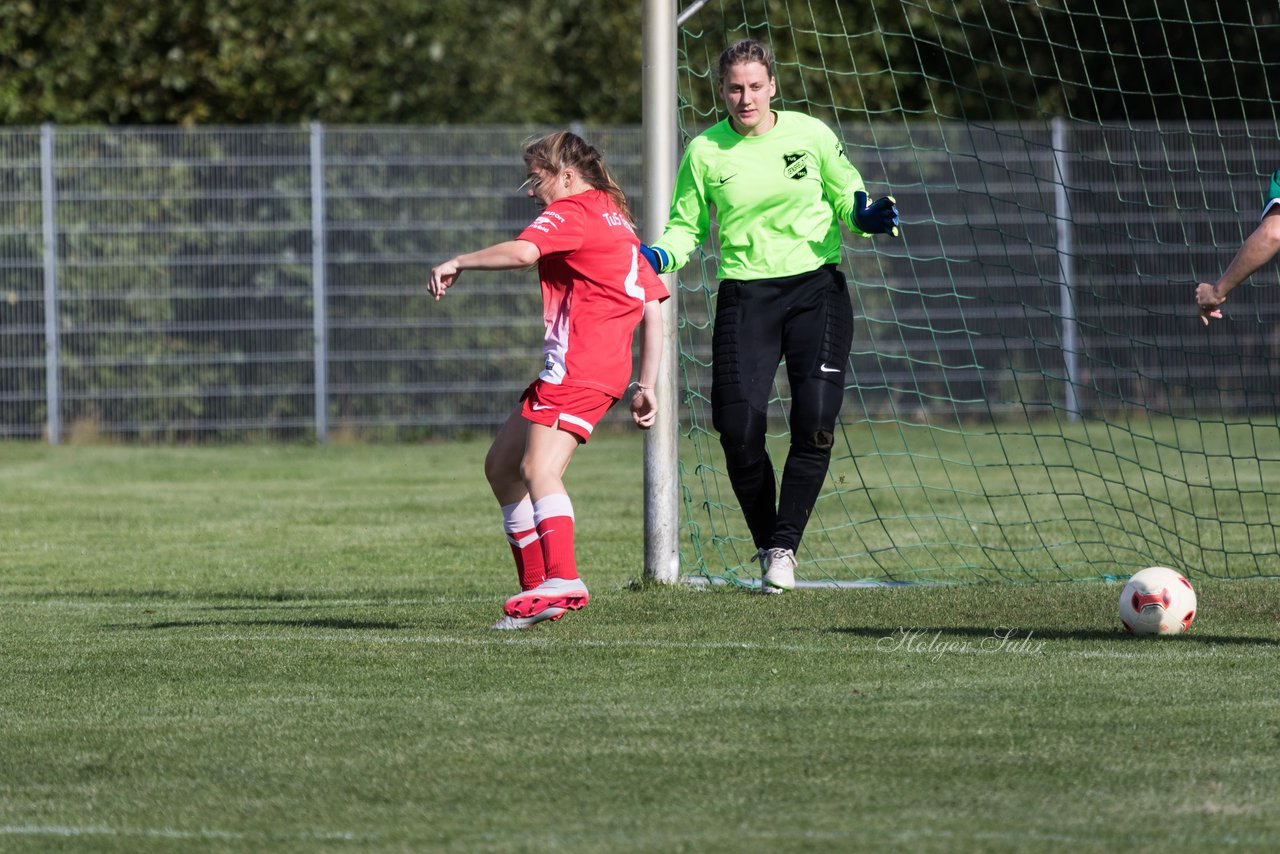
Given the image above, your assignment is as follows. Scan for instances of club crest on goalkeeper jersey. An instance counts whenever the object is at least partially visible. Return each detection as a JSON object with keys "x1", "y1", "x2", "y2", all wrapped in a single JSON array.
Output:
[{"x1": 517, "y1": 189, "x2": 669, "y2": 397}]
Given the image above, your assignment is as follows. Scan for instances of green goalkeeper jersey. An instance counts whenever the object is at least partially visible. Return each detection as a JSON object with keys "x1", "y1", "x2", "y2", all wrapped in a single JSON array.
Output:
[{"x1": 652, "y1": 110, "x2": 870, "y2": 281}]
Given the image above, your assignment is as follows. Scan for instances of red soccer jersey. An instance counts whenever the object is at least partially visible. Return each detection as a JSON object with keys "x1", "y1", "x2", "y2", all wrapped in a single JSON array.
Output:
[{"x1": 516, "y1": 189, "x2": 669, "y2": 396}]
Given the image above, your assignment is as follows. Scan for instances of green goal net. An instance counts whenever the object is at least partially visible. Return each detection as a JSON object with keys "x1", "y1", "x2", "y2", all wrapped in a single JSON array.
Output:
[{"x1": 672, "y1": 1, "x2": 1280, "y2": 585}]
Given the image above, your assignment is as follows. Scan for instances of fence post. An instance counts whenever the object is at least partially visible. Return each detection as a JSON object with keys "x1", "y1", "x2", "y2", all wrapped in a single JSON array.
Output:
[
  {"x1": 1052, "y1": 117, "x2": 1080, "y2": 422},
  {"x1": 311, "y1": 121, "x2": 329, "y2": 444},
  {"x1": 40, "y1": 123, "x2": 61, "y2": 445}
]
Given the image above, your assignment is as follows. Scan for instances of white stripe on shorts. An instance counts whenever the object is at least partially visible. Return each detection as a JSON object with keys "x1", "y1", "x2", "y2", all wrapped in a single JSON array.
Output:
[{"x1": 559, "y1": 412, "x2": 594, "y2": 434}]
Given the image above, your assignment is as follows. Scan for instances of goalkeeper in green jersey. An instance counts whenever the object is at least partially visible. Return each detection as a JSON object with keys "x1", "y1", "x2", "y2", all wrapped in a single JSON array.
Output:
[
  {"x1": 1196, "y1": 169, "x2": 1280, "y2": 325},
  {"x1": 640, "y1": 38, "x2": 899, "y2": 592}
]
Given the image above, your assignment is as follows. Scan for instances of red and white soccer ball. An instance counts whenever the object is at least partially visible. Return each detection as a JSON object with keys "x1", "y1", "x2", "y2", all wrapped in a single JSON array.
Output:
[{"x1": 1119, "y1": 566, "x2": 1196, "y2": 636}]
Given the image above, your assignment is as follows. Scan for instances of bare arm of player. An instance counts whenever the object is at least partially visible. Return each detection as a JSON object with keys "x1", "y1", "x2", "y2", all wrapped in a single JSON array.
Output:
[
  {"x1": 428, "y1": 239, "x2": 542, "y2": 300},
  {"x1": 1195, "y1": 209, "x2": 1280, "y2": 325},
  {"x1": 630, "y1": 299, "x2": 665, "y2": 429}
]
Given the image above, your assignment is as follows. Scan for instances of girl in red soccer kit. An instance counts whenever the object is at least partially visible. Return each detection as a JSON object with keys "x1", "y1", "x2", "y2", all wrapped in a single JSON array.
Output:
[{"x1": 429, "y1": 132, "x2": 669, "y2": 629}]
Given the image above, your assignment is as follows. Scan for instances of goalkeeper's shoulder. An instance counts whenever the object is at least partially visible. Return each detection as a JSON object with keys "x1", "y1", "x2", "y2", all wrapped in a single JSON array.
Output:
[
  {"x1": 684, "y1": 123, "x2": 733, "y2": 157},
  {"x1": 780, "y1": 111, "x2": 851, "y2": 163},
  {"x1": 780, "y1": 110, "x2": 839, "y2": 139}
]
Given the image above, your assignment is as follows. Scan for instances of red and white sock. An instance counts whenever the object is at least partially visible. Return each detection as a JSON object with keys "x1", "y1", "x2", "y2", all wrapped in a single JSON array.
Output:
[
  {"x1": 533, "y1": 493, "x2": 578, "y2": 581},
  {"x1": 501, "y1": 497, "x2": 544, "y2": 591}
]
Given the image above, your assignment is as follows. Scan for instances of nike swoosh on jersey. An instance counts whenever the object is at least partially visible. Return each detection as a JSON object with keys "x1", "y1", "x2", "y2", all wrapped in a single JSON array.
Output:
[{"x1": 819, "y1": 364, "x2": 841, "y2": 373}]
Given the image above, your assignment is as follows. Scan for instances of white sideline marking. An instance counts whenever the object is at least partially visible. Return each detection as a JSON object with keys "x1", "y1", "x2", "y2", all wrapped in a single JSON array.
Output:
[
  {"x1": 614, "y1": 826, "x2": 1261, "y2": 847},
  {"x1": 0, "y1": 825, "x2": 365, "y2": 842},
  {"x1": 684, "y1": 575, "x2": 944, "y2": 589},
  {"x1": 193, "y1": 632, "x2": 1274, "y2": 659},
  {"x1": 5, "y1": 823, "x2": 1259, "y2": 849},
  {"x1": 215, "y1": 632, "x2": 831, "y2": 653}
]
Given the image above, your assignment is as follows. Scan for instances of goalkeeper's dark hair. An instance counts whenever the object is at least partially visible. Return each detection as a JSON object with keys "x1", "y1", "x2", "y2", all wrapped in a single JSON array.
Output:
[
  {"x1": 718, "y1": 39, "x2": 774, "y2": 83},
  {"x1": 523, "y1": 131, "x2": 634, "y2": 227}
]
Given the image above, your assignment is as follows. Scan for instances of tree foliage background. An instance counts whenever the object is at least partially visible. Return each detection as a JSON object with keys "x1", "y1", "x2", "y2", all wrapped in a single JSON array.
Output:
[
  {"x1": 2, "y1": 0, "x2": 1276, "y2": 126},
  {"x1": 0, "y1": 0, "x2": 646, "y2": 124}
]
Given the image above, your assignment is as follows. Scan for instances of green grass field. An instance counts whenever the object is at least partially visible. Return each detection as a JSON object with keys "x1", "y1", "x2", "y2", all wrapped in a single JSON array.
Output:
[{"x1": 3, "y1": 437, "x2": 1279, "y2": 852}]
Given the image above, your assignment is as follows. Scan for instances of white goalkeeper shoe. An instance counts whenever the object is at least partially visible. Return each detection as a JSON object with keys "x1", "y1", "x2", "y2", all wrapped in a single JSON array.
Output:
[
  {"x1": 762, "y1": 547, "x2": 796, "y2": 593},
  {"x1": 489, "y1": 606, "x2": 567, "y2": 630}
]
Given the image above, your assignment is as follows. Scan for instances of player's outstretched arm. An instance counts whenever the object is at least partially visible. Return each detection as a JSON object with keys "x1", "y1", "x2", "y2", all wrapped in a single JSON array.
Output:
[
  {"x1": 429, "y1": 240, "x2": 541, "y2": 301},
  {"x1": 1195, "y1": 210, "x2": 1280, "y2": 325}
]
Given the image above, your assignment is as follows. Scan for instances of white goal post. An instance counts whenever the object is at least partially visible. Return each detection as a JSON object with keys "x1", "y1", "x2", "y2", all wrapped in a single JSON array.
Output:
[{"x1": 641, "y1": 0, "x2": 681, "y2": 583}]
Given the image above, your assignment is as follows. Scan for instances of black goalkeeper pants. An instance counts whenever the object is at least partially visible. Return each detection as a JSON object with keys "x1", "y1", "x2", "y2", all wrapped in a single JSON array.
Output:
[{"x1": 711, "y1": 264, "x2": 853, "y2": 553}]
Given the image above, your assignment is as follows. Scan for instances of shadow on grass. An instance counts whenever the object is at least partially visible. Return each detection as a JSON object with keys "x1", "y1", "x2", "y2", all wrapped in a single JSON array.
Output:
[
  {"x1": 31, "y1": 588, "x2": 424, "y2": 603},
  {"x1": 123, "y1": 618, "x2": 405, "y2": 631},
  {"x1": 825, "y1": 625, "x2": 1279, "y2": 646}
]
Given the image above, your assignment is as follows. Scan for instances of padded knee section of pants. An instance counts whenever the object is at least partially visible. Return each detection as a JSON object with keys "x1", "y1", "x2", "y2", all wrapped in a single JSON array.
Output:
[
  {"x1": 714, "y1": 403, "x2": 768, "y2": 468},
  {"x1": 793, "y1": 429, "x2": 835, "y2": 454}
]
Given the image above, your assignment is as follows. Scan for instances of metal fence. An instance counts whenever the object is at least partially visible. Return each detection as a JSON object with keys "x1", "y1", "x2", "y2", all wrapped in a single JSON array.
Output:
[{"x1": 1, "y1": 122, "x2": 1275, "y2": 442}]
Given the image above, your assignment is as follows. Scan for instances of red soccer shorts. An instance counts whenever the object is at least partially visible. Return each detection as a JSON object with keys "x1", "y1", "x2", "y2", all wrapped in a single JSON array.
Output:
[{"x1": 519, "y1": 380, "x2": 617, "y2": 443}]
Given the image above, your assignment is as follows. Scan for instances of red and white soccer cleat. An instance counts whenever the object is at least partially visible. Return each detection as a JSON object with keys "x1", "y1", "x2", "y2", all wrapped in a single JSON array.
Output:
[
  {"x1": 503, "y1": 577, "x2": 589, "y2": 618},
  {"x1": 489, "y1": 607, "x2": 567, "y2": 631}
]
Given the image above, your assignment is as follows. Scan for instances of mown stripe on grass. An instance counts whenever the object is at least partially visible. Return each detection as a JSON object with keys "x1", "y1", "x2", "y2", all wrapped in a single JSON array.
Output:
[
  {"x1": 0, "y1": 825, "x2": 369, "y2": 842},
  {"x1": 5, "y1": 596, "x2": 496, "y2": 609}
]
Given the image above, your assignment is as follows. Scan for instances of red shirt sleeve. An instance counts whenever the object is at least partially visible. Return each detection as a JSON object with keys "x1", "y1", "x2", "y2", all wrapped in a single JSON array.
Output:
[
  {"x1": 516, "y1": 198, "x2": 586, "y2": 256},
  {"x1": 638, "y1": 260, "x2": 670, "y2": 303}
]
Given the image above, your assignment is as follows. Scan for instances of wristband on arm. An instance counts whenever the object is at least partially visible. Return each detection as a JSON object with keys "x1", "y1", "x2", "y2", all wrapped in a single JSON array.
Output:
[{"x1": 639, "y1": 244, "x2": 669, "y2": 274}]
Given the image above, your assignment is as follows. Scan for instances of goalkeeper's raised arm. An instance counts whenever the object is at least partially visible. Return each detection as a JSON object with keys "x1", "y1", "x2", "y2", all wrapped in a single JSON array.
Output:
[{"x1": 638, "y1": 38, "x2": 897, "y2": 593}]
